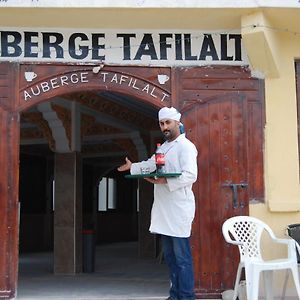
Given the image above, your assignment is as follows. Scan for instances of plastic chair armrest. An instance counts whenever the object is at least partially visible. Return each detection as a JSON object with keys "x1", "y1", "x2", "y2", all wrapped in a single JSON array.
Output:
[
  {"x1": 226, "y1": 240, "x2": 244, "y2": 247},
  {"x1": 234, "y1": 241, "x2": 244, "y2": 246},
  {"x1": 271, "y1": 238, "x2": 293, "y2": 245},
  {"x1": 272, "y1": 238, "x2": 298, "y2": 259},
  {"x1": 222, "y1": 227, "x2": 244, "y2": 246}
]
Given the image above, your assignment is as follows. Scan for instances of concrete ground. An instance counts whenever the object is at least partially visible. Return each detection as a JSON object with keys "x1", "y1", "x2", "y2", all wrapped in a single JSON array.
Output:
[
  {"x1": 17, "y1": 242, "x2": 299, "y2": 300},
  {"x1": 17, "y1": 242, "x2": 170, "y2": 300}
]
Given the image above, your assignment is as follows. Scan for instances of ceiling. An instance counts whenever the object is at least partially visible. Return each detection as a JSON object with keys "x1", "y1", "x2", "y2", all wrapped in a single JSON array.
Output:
[{"x1": 20, "y1": 90, "x2": 162, "y2": 169}]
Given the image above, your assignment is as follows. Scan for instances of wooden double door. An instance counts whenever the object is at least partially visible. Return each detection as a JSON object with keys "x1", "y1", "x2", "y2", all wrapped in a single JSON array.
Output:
[{"x1": 0, "y1": 63, "x2": 264, "y2": 299}]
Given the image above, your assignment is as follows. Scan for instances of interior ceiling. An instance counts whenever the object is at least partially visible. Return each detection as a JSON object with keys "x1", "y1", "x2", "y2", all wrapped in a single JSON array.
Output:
[{"x1": 20, "y1": 90, "x2": 161, "y2": 167}]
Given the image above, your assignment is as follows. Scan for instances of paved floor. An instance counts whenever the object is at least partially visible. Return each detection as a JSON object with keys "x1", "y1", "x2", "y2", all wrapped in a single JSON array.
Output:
[{"x1": 17, "y1": 242, "x2": 170, "y2": 300}]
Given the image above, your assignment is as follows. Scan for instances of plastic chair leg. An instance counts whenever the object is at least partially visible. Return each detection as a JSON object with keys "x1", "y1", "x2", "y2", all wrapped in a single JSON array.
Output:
[
  {"x1": 245, "y1": 264, "x2": 255, "y2": 300},
  {"x1": 232, "y1": 263, "x2": 243, "y2": 300},
  {"x1": 281, "y1": 270, "x2": 289, "y2": 300},
  {"x1": 249, "y1": 269, "x2": 261, "y2": 300},
  {"x1": 291, "y1": 266, "x2": 300, "y2": 299},
  {"x1": 263, "y1": 270, "x2": 274, "y2": 300}
]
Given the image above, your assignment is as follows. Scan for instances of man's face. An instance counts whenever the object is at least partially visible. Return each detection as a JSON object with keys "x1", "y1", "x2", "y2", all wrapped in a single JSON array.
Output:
[{"x1": 159, "y1": 118, "x2": 180, "y2": 141}]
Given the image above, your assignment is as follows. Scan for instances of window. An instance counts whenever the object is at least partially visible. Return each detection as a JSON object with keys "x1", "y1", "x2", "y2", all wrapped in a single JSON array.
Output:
[{"x1": 98, "y1": 177, "x2": 117, "y2": 211}]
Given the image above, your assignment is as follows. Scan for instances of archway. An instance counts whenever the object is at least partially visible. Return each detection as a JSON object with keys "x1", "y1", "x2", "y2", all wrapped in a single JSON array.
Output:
[
  {"x1": 18, "y1": 105, "x2": 169, "y2": 298},
  {"x1": 0, "y1": 62, "x2": 175, "y2": 298},
  {"x1": 17, "y1": 63, "x2": 173, "y2": 298}
]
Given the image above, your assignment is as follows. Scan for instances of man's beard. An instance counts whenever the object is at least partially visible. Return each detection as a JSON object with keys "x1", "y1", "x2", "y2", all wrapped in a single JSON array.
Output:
[{"x1": 163, "y1": 130, "x2": 172, "y2": 141}]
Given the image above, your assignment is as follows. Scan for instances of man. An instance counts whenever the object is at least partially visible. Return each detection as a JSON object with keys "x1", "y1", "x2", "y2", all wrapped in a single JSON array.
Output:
[{"x1": 118, "y1": 106, "x2": 198, "y2": 300}]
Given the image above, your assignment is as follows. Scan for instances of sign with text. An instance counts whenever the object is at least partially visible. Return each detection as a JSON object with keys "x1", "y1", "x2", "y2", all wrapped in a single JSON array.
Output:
[
  {"x1": 0, "y1": 28, "x2": 248, "y2": 66},
  {"x1": 22, "y1": 70, "x2": 170, "y2": 102}
]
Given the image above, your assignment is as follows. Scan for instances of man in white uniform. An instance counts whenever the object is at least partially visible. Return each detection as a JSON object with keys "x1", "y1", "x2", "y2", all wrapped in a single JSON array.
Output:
[{"x1": 118, "y1": 107, "x2": 198, "y2": 300}]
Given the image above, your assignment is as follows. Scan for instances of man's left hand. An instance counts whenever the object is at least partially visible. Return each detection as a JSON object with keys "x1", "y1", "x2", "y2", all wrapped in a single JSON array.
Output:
[{"x1": 144, "y1": 177, "x2": 167, "y2": 184}]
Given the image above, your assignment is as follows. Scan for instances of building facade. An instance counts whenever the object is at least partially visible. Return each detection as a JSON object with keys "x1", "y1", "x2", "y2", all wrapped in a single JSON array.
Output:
[{"x1": 0, "y1": 1, "x2": 300, "y2": 299}]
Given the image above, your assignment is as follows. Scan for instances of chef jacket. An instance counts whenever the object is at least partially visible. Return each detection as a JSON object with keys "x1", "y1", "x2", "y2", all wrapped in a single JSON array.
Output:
[{"x1": 130, "y1": 133, "x2": 198, "y2": 238}]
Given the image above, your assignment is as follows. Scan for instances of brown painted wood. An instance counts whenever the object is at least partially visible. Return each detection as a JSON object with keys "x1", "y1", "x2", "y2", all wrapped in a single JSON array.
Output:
[
  {"x1": 0, "y1": 63, "x2": 264, "y2": 299},
  {"x1": 0, "y1": 62, "x2": 20, "y2": 299},
  {"x1": 178, "y1": 66, "x2": 264, "y2": 297},
  {"x1": 0, "y1": 63, "x2": 19, "y2": 299}
]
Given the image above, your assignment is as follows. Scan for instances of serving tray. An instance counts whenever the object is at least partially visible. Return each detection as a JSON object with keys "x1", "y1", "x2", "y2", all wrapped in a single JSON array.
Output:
[{"x1": 125, "y1": 172, "x2": 181, "y2": 179}]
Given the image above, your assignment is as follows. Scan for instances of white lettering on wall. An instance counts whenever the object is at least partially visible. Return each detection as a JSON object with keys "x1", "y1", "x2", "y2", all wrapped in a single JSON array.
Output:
[{"x1": 23, "y1": 71, "x2": 170, "y2": 102}]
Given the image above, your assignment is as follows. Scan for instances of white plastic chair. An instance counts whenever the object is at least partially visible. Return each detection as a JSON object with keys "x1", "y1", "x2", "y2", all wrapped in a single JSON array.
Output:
[
  {"x1": 222, "y1": 216, "x2": 300, "y2": 300},
  {"x1": 281, "y1": 223, "x2": 300, "y2": 300}
]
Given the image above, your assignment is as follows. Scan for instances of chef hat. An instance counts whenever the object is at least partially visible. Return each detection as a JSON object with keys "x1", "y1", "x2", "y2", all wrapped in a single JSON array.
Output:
[{"x1": 158, "y1": 107, "x2": 181, "y2": 121}]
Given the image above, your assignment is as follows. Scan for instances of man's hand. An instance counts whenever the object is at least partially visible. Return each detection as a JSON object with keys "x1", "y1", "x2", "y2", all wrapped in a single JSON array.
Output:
[
  {"x1": 144, "y1": 177, "x2": 167, "y2": 184},
  {"x1": 117, "y1": 157, "x2": 132, "y2": 172}
]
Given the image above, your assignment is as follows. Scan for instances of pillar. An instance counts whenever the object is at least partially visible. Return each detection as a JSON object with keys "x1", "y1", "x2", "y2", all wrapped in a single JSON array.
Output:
[
  {"x1": 138, "y1": 180, "x2": 157, "y2": 258},
  {"x1": 0, "y1": 108, "x2": 20, "y2": 299},
  {"x1": 54, "y1": 152, "x2": 82, "y2": 274}
]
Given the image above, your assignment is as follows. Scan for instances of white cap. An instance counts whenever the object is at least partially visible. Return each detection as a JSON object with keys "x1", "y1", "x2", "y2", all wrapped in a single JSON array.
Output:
[{"x1": 158, "y1": 107, "x2": 181, "y2": 121}]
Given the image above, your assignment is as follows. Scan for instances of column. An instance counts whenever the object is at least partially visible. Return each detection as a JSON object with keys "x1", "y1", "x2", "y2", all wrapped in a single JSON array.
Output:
[
  {"x1": 138, "y1": 180, "x2": 157, "y2": 258},
  {"x1": 54, "y1": 152, "x2": 82, "y2": 274}
]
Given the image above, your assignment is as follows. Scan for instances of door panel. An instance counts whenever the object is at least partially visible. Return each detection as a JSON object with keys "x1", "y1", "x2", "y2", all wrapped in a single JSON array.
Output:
[
  {"x1": 178, "y1": 66, "x2": 264, "y2": 297},
  {"x1": 0, "y1": 63, "x2": 19, "y2": 300},
  {"x1": 183, "y1": 94, "x2": 251, "y2": 296}
]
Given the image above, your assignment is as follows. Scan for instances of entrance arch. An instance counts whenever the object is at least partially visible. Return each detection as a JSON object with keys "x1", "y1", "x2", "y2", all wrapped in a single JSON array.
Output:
[
  {"x1": 18, "y1": 64, "x2": 172, "y2": 113},
  {"x1": 18, "y1": 63, "x2": 171, "y2": 277},
  {"x1": 0, "y1": 62, "x2": 265, "y2": 299}
]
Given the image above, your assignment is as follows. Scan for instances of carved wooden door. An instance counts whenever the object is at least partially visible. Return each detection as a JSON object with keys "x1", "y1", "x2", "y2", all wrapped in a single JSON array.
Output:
[
  {"x1": 183, "y1": 94, "x2": 254, "y2": 297},
  {"x1": 176, "y1": 66, "x2": 264, "y2": 297}
]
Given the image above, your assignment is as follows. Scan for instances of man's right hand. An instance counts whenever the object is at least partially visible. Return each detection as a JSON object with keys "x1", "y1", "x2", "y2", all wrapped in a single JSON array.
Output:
[{"x1": 117, "y1": 157, "x2": 132, "y2": 172}]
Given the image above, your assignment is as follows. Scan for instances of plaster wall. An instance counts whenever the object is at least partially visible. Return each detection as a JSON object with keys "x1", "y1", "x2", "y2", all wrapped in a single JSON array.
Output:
[
  {"x1": 249, "y1": 27, "x2": 300, "y2": 296},
  {"x1": 232, "y1": 9, "x2": 300, "y2": 297},
  {"x1": 250, "y1": 26, "x2": 300, "y2": 230}
]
